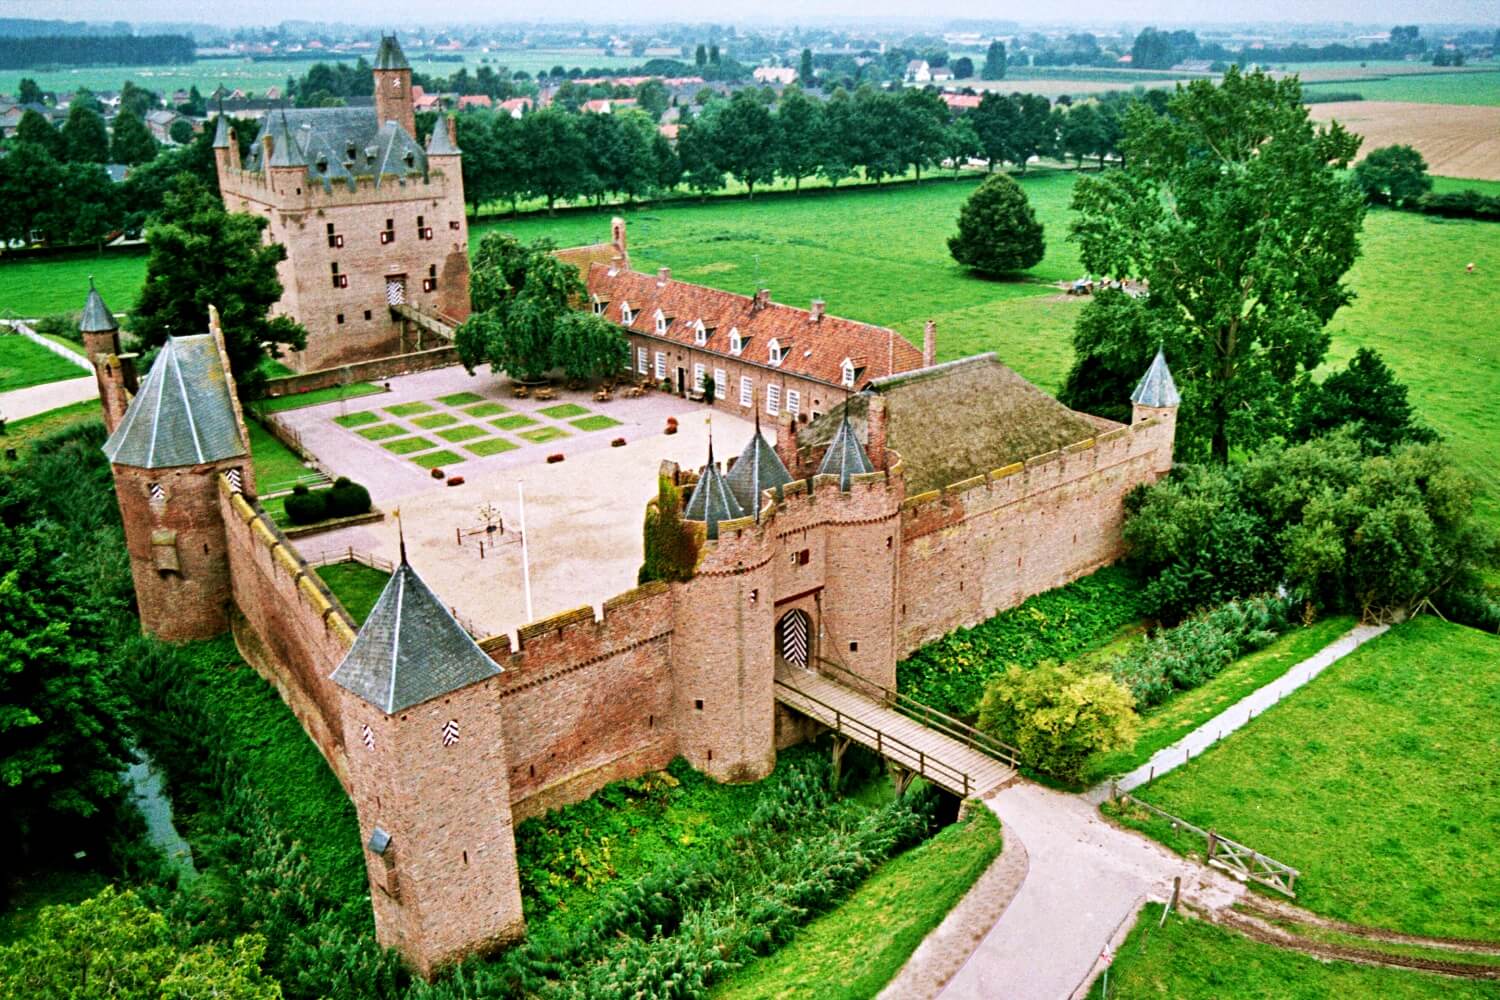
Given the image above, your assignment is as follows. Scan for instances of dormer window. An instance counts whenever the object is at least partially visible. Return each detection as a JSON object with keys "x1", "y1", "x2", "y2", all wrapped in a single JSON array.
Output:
[
  {"x1": 841, "y1": 358, "x2": 856, "y2": 388},
  {"x1": 768, "y1": 339, "x2": 783, "y2": 365},
  {"x1": 591, "y1": 297, "x2": 606, "y2": 316},
  {"x1": 694, "y1": 320, "x2": 706, "y2": 345},
  {"x1": 620, "y1": 303, "x2": 634, "y2": 325},
  {"x1": 654, "y1": 309, "x2": 667, "y2": 334},
  {"x1": 729, "y1": 328, "x2": 742, "y2": 355}
]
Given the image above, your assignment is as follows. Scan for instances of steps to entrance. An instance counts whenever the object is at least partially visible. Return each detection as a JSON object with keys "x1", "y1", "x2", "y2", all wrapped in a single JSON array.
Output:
[{"x1": 775, "y1": 664, "x2": 1017, "y2": 798}]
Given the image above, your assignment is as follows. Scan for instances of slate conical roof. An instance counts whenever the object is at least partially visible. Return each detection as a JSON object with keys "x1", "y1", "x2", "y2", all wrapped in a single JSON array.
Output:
[
  {"x1": 102, "y1": 334, "x2": 248, "y2": 469},
  {"x1": 79, "y1": 279, "x2": 118, "y2": 334},
  {"x1": 426, "y1": 115, "x2": 460, "y2": 156},
  {"x1": 725, "y1": 412, "x2": 791, "y2": 517},
  {"x1": 264, "y1": 112, "x2": 306, "y2": 168},
  {"x1": 684, "y1": 440, "x2": 746, "y2": 540},
  {"x1": 817, "y1": 413, "x2": 874, "y2": 490},
  {"x1": 211, "y1": 113, "x2": 230, "y2": 149},
  {"x1": 330, "y1": 559, "x2": 501, "y2": 714},
  {"x1": 374, "y1": 34, "x2": 411, "y2": 71},
  {"x1": 1130, "y1": 348, "x2": 1181, "y2": 408}
]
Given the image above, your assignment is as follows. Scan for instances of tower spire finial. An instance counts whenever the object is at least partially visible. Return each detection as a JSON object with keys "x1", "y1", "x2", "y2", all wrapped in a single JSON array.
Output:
[{"x1": 396, "y1": 508, "x2": 408, "y2": 565}]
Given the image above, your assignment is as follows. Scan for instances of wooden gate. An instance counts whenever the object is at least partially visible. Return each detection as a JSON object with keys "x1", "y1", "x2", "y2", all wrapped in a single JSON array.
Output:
[{"x1": 777, "y1": 609, "x2": 811, "y2": 668}]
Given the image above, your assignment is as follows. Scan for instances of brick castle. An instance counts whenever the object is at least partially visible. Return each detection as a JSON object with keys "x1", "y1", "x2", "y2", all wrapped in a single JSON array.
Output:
[
  {"x1": 86, "y1": 206, "x2": 1180, "y2": 976},
  {"x1": 214, "y1": 35, "x2": 471, "y2": 372}
]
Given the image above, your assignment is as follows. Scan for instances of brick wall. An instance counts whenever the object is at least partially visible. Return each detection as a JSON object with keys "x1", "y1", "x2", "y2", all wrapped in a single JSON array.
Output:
[
  {"x1": 259, "y1": 344, "x2": 460, "y2": 399},
  {"x1": 218, "y1": 479, "x2": 356, "y2": 786}
]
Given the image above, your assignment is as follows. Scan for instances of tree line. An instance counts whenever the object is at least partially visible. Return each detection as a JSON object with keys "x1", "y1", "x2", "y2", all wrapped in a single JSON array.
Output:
[{"x1": 0, "y1": 33, "x2": 193, "y2": 70}]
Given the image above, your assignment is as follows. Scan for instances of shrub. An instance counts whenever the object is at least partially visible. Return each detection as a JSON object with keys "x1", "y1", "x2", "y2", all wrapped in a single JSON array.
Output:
[
  {"x1": 1413, "y1": 189, "x2": 1500, "y2": 221},
  {"x1": 639, "y1": 476, "x2": 699, "y2": 584},
  {"x1": 947, "y1": 173, "x2": 1045, "y2": 275},
  {"x1": 611, "y1": 437, "x2": 626, "y2": 447},
  {"x1": 977, "y1": 660, "x2": 1137, "y2": 784},
  {"x1": 430, "y1": 467, "x2": 444, "y2": 479},
  {"x1": 323, "y1": 479, "x2": 372, "y2": 518},
  {"x1": 547, "y1": 453, "x2": 564, "y2": 463},
  {"x1": 281, "y1": 486, "x2": 326, "y2": 525},
  {"x1": 1352, "y1": 144, "x2": 1431, "y2": 207}
]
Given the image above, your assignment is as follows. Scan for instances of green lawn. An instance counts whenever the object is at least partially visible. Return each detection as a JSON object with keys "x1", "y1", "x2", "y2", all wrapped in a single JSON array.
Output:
[
  {"x1": 1118, "y1": 618, "x2": 1500, "y2": 940},
  {"x1": 314, "y1": 562, "x2": 390, "y2": 626},
  {"x1": 1431, "y1": 176, "x2": 1500, "y2": 197},
  {"x1": 0, "y1": 252, "x2": 146, "y2": 318},
  {"x1": 412, "y1": 449, "x2": 462, "y2": 469},
  {"x1": 0, "y1": 399, "x2": 99, "y2": 453},
  {"x1": 713, "y1": 808, "x2": 1003, "y2": 1000},
  {"x1": 332, "y1": 410, "x2": 382, "y2": 428},
  {"x1": 1083, "y1": 616, "x2": 1357, "y2": 785},
  {"x1": 411, "y1": 412, "x2": 459, "y2": 429},
  {"x1": 245, "y1": 419, "x2": 311, "y2": 490},
  {"x1": 466, "y1": 437, "x2": 519, "y2": 456},
  {"x1": 384, "y1": 401, "x2": 433, "y2": 417},
  {"x1": 520, "y1": 425, "x2": 569, "y2": 444},
  {"x1": 437, "y1": 424, "x2": 488, "y2": 443},
  {"x1": 491, "y1": 413, "x2": 539, "y2": 431},
  {"x1": 462, "y1": 401, "x2": 508, "y2": 417},
  {"x1": 436, "y1": 391, "x2": 485, "y2": 406},
  {"x1": 1303, "y1": 70, "x2": 1500, "y2": 105},
  {"x1": 380, "y1": 435, "x2": 436, "y2": 455},
  {"x1": 1086, "y1": 904, "x2": 1496, "y2": 1000},
  {"x1": 570, "y1": 414, "x2": 623, "y2": 432},
  {"x1": 537, "y1": 402, "x2": 592, "y2": 419},
  {"x1": 0, "y1": 334, "x2": 88, "y2": 391},
  {"x1": 251, "y1": 382, "x2": 384, "y2": 414},
  {"x1": 355, "y1": 423, "x2": 405, "y2": 441}
]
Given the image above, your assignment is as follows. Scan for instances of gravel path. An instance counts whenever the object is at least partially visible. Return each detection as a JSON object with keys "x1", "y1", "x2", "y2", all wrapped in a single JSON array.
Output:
[
  {"x1": 0, "y1": 374, "x2": 97, "y2": 422},
  {"x1": 939, "y1": 784, "x2": 1245, "y2": 1000}
]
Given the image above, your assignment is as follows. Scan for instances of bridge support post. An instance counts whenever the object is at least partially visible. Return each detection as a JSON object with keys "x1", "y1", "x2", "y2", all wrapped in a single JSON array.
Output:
[
  {"x1": 830, "y1": 735, "x2": 851, "y2": 794},
  {"x1": 888, "y1": 763, "x2": 915, "y2": 799}
]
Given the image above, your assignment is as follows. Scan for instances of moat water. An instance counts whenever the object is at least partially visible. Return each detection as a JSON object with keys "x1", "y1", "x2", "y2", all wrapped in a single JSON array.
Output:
[{"x1": 124, "y1": 751, "x2": 197, "y2": 879}]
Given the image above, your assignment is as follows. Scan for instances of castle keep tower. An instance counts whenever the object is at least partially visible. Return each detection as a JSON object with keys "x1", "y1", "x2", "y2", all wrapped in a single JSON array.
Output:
[
  {"x1": 213, "y1": 32, "x2": 470, "y2": 372},
  {"x1": 330, "y1": 550, "x2": 524, "y2": 976},
  {"x1": 79, "y1": 280, "x2": 135, "y2": 434},
  {"x1": 1130, "y1": 348, "x2": 1180, "y2": 475},
  {"x1": 99, "y1": 305, "x2": 254, "y2": 642}
]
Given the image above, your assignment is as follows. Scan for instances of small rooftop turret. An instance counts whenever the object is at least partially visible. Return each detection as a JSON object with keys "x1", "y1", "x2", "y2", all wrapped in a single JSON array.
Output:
[
  {"x1": 102, "y1": 334, "x2": 247, "y2": 470},
  {"x1": 374, "y1": 34, "x2": 411, "y2": 71},
  {"x1": 725, "y1": 409, "x2": 791, "y2": 518},
  {"x1": 684, "y1": 435, "x2": 746, "y2": 540},
  {"x1": 817, "y1": 412, "x2": 874, "y2": 490},
  {"x1": 1130, "y1": 347, "x2": 1180, "y2": 408},
  {"x1": 80, "y1": 277, "x2": 118, "y2": 334}
]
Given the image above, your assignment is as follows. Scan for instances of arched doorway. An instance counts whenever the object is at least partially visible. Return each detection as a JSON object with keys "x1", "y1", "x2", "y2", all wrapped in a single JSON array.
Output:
[{"x1": 777, "y1": 609, "x2": 811, "y2": 668}]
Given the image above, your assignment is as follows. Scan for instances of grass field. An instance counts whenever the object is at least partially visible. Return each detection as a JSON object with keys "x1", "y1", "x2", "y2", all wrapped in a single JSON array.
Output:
[
  {"x1": 314, "y1": 562, "x2": 390, "y2": 626},
  {"x1": 250, "y1": 382, "x2": 384, "y2": 414},
  {"x1": 1083, "y1": 615, "x2": 1357, "y2": 785},
  {"x1": 1303, "y1": 69, "x2": 1500, "y2": 105},
  {"x1": 245, "y1": 418, "x2": 311, "y2": 490},
  {"x1": 0, "y1": 333, "x2": 88, "y2": 391},
  {"x1": 712, "y1": 807, "x2": 1003, "y2": 1000},
  {"x1": 1118, "y1": 618, "x2": 1500, "y2": 940},
  {"x1": 1086, "y1": 904, "x2": 1497, "y2": 999}
]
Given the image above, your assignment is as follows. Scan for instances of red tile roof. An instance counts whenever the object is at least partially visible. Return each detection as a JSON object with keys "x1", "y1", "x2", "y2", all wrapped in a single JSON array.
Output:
[
  {"x1": 457, "y1": 94, "x2": 492, "y2": 109},
  {"x1": 941, "y1": 93, "x2": 982, "y2": 110},
  {"x1": 584, "y1": 264, "x2": 924, "y2": 389}
]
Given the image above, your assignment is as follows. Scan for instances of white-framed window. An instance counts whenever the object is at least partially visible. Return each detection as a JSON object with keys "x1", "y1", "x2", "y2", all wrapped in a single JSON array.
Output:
[
  {"x1": 767, "y1": 384, "x2": 781, "y2": 415},
  {"x1": 740, "y1": 375, "x2": 753, "y2": 407},
  {"x1": 637, "y1": 347, "x2": 649, "y2": 374},
  {"x1": 621, "y1": 303, "x2": 634, "y2": 324},
  {"x1": 654, "y1": 351, "x2": 666, "y2": 380},
  {"x1": 729, "y1": 328, "x2": 742, "y2": 355},
  {"x1": 841, "y1": 358, "x2": 856, "y2": 388},
  {"x1": 694, "y1": 363, "x2": 706, "y2": 392},
  {"x1": 654, "y1": 309, "x2": 667, "y2": 334},
  {"x1": 786, "y1": 389, "x2": 801, "y2": 416},
  {"x1": 592, "y1": 298, "x2": 605, "y2": 315},
  {"x1": 768, "y1": 339, "x2": 782, "y2": 365},
  {"x1": 694, "y1": 320, "x2": 707, "y2": 345},
  {"x1": 714, "y1": 368, "x2": 726, "y2": 396}
]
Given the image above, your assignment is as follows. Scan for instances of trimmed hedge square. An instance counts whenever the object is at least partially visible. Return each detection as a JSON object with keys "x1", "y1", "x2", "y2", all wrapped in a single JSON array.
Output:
[
  {"x1": 462, "y1": 401, "x2": 507, "y2": 417},
  {"x1": 570, "y1": 414, "x2": 623, "y2": 432},
  {"x1": 334, "y1": 410, "x2": 382, "y2": 428},
  {"x1": 436, "y1": 391, "x2": 486, "y2": 406},
  {"x1": 356, "y1": 424, "x2": 406, "y2": 441},
  {"x1": 491, "y1": 414, "x2": 538, "y2": 431},
  {"x1": 381, "y1": 436, "x2": 437, "y2": 455},
  {"x1": 520, "y1": 426, "x2": 570, "y2": 444},
  {"x1": 538, "y1": 403, "x2": 591, "y2": 419},
  {"x1": 466, "y1": 437, "x2": 519, "y2": 456},
  {"x1": 437, "y1": 424, "x2": 488, "y2": 443},
  {"x1": 412, "y1": 449, "x2": 463, "y2": 469},
  {"x1": 385, "y1": 401, "x2": 434, "y2": 417},
  {"x1": 412, "y1": 413, "x2": 460, "y2": 429}
]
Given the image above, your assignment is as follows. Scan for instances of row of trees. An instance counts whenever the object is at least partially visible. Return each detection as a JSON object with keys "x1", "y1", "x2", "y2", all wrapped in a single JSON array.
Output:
[{"x1": 0, "y1": 32, "x2": 193, "y2": 69}]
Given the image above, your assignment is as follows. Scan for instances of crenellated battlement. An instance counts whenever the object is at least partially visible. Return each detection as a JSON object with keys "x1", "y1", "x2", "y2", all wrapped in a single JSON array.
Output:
[{"x1": 219, "y1": 164, "x2": 458, "y2": 211}]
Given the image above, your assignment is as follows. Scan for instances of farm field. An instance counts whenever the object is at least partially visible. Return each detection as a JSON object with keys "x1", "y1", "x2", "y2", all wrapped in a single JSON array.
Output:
[
  {"x1": 1115, "y1": 618, "x2": 1500, "y2": 941},
  {"x1": 1302, "y1": 67, "x2": 1500, "y2": 105},
  {"x1": 1312, "y1": 100, "x2": 1500, "y2": 180},
  {"x1": 1086, "y1": 904, "x2": 1496, "y2": 1000}
]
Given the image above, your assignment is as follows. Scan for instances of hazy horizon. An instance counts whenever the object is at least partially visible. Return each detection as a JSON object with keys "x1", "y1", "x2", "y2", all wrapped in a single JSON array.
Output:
[{"x1": 9, "y1": 2, "x2": 1498, "y2": 29}]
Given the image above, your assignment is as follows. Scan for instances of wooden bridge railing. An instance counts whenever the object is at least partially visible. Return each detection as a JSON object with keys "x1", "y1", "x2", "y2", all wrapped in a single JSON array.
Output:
[
  {"x1": 774, "y1": 670, "x2": 976, "y2": 798},
  {"x1": 813, "y1": 656, "x2": 1022, "y2": 771}
]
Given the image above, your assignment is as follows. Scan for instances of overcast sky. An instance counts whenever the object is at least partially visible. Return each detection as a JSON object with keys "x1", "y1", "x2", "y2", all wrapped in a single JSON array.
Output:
[{"x1": 11, "y1": 1, "x2": 1498, "y2": 27}]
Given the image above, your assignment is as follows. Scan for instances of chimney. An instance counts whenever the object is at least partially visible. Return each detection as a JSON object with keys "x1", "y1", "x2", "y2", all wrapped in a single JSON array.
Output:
[
  {"x1": 923, "y1": 319, "x2": 937, "y2": 368},
  {"x1": 753, "y1": 288, "x2": 771, "y2": 312},
  {"x1": 774, "y1": 412, "x2": 802, "y2": 478},
  {"x1": 227, "y1": 127, "x2": 241, "y2": 170},
  {"x1": 611, "y1": 216, "x2": 629, "y2": 268},
  {"x1": 447, "y1": 114, "x2": 457, "y2": 146},
  {"x1": 261, "y1": 133, "x2": 274, "y2": 165},
  {"x1": 658, "y1": 266, "x2": 671, "y2": 283},
  {"x1": 865, "y1": 395, "x2": 889, "y2": 470},
  {"x1": 810, "y1": 299, "x2": 825, "y2": 323}
]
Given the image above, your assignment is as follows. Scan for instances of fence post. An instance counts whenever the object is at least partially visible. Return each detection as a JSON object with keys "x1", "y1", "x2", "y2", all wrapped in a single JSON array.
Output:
[{"x1": 1206, "y1": 829, "x2": 1218, "y2": 862}]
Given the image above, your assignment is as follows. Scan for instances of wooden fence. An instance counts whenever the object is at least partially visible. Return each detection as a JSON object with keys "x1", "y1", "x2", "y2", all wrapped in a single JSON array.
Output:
[{"x1": 1113, "y1": 790, "x2": 1300, "y2": 898}]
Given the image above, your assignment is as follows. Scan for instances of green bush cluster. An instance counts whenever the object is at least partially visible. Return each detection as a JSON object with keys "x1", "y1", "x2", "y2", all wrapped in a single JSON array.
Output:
[
  {"x1": 1413, "y1": 189, "x2": 1500, "y2": 221},
  {"x1": 639, "y1": 476, "x2": 699, "y2": 584},
  {"x1": 896, "y1": 566, "x2": 1148, "y2": 719},
  {"x1": 1108, "y1": 595, "x2": 1296, "y2": 709},
  {"x1": 977, "y1": 661, "x2": 1137, "y2": 784},
  {"x1": 281, "y1": 477, "x2": 372, "y2": 526}
]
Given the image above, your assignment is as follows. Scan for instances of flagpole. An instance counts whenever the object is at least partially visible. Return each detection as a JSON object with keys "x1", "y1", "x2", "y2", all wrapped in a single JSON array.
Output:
[{"x1": 517, "y1": 481, "x2": 534, "y2": 623}]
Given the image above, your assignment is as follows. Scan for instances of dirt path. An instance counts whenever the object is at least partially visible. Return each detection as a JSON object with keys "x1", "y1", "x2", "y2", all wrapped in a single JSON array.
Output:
[
  {"x1": 937, "y1": 783, "x2": 1245, "y2": 1000},
  {"x1": 0, "y1": 374, "x2": 97, "y2": 422}
]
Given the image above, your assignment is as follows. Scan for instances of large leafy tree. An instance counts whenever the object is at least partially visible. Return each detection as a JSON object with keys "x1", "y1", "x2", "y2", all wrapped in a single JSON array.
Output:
[
  {"x1": 1291, "y1": 347, "x2": 1436, "y2": 452},
  {"x1": 520, "y1": 108, "x2": 589, "y2": 213},
  {"x1": 109, "y1": 109, "x2": 158, "y2": 166},
  {"x1": 981, "y1": 40, "x2": 1007, "y2": 80},
  {"x1": 15, "y1": 108, "x2": 65, "y2": 159},
  {"x1": 775, "y1": 86, "x2": 822, "y2": 192},
  {"x1": 132, "y1": 176, "x2": 306, "y2": 394},
  {"x1": 971, "y1": 91, "x2": 1020, "y2": 170},
  {"x1": 1353, "y1": 144, "x2": 1432, "y2": 207},
  {"x1": 712, "y1": 89, "x2": 778, "y2": 196},
  {"x1": 62, "y1": 104, "x2": 109, "y2": 163},
  {"x1": 899, "y1": 87, "x2": 950, "y2": 183},
  {"x1": 948, "y1": 173, "x2": 1045, "y2": 275},
  {"x1": 552, "y1": 311, "x2": 630, "y2": 382},
  {"x1": 1068, "y1": 68, "x2": 1366, "y2": 461}
]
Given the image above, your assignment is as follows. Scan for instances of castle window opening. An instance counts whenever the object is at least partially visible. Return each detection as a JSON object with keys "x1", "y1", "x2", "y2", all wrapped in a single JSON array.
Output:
[
  {"x1": 648, "y1": 714, "x2": 654, "y2": 728},
  {"x1": 841, "y1": 359, "x2": 856, "y2": 387},
  {"x1": 766, "y1": 384, "x2": 781, "y2": 416},
  {"x1": 849, "y1": 641, "x2": 859, "y2": 652},
  {"x1": 416, "y1": 215, "x2": 432, "y2": 240},
  {"x1": 326, "y1": 222, "x2": 342, "y2": 249},
  {"x1": 739, "y1": 376, "x2": 752, "y2": 407},
  {"x1": 364, "y1": 310, "x2": 372, "y2": 321},
  {"x1": 148, "y1": 481, "x2": 165, "y2": 504},
  {"x1": 694, "y1": 699, "x2": 704, "y2": 711},
  {"x1": 786, "y1": 389, "x2": 801, "y2": 416},
  {"x1": 529, "y1": 764, "x2": 534, "y2": 776},
  {"x1": 441, "y1": 720, "x2": 460, "y2": 746},
  {"x1": 462, "y1": 851, "x2": 468, "y2": 865},
  {"x1": 337, "y1": 314, "x2": 345, "y2": 325},
  {"x1": 749, "y1": 589, "x2": 758, "y2": 604},
  {"x1": 449, "y1": 220, "x2": 461, "y2": 230},
  {"x1": 886, "y1": 536, "x2": 893, "y2": 548},
  {"x1": 380, "y1": 218, "x2": 396, "y2": 245},
  {"x1": 798, "y1": 549, "x2": 810, "y2": 566}
]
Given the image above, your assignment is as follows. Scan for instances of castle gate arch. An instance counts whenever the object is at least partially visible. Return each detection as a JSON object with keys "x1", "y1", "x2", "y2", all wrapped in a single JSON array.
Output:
[{"x1": 776, "y1": 609, "x2": 811, "y2": 668}]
